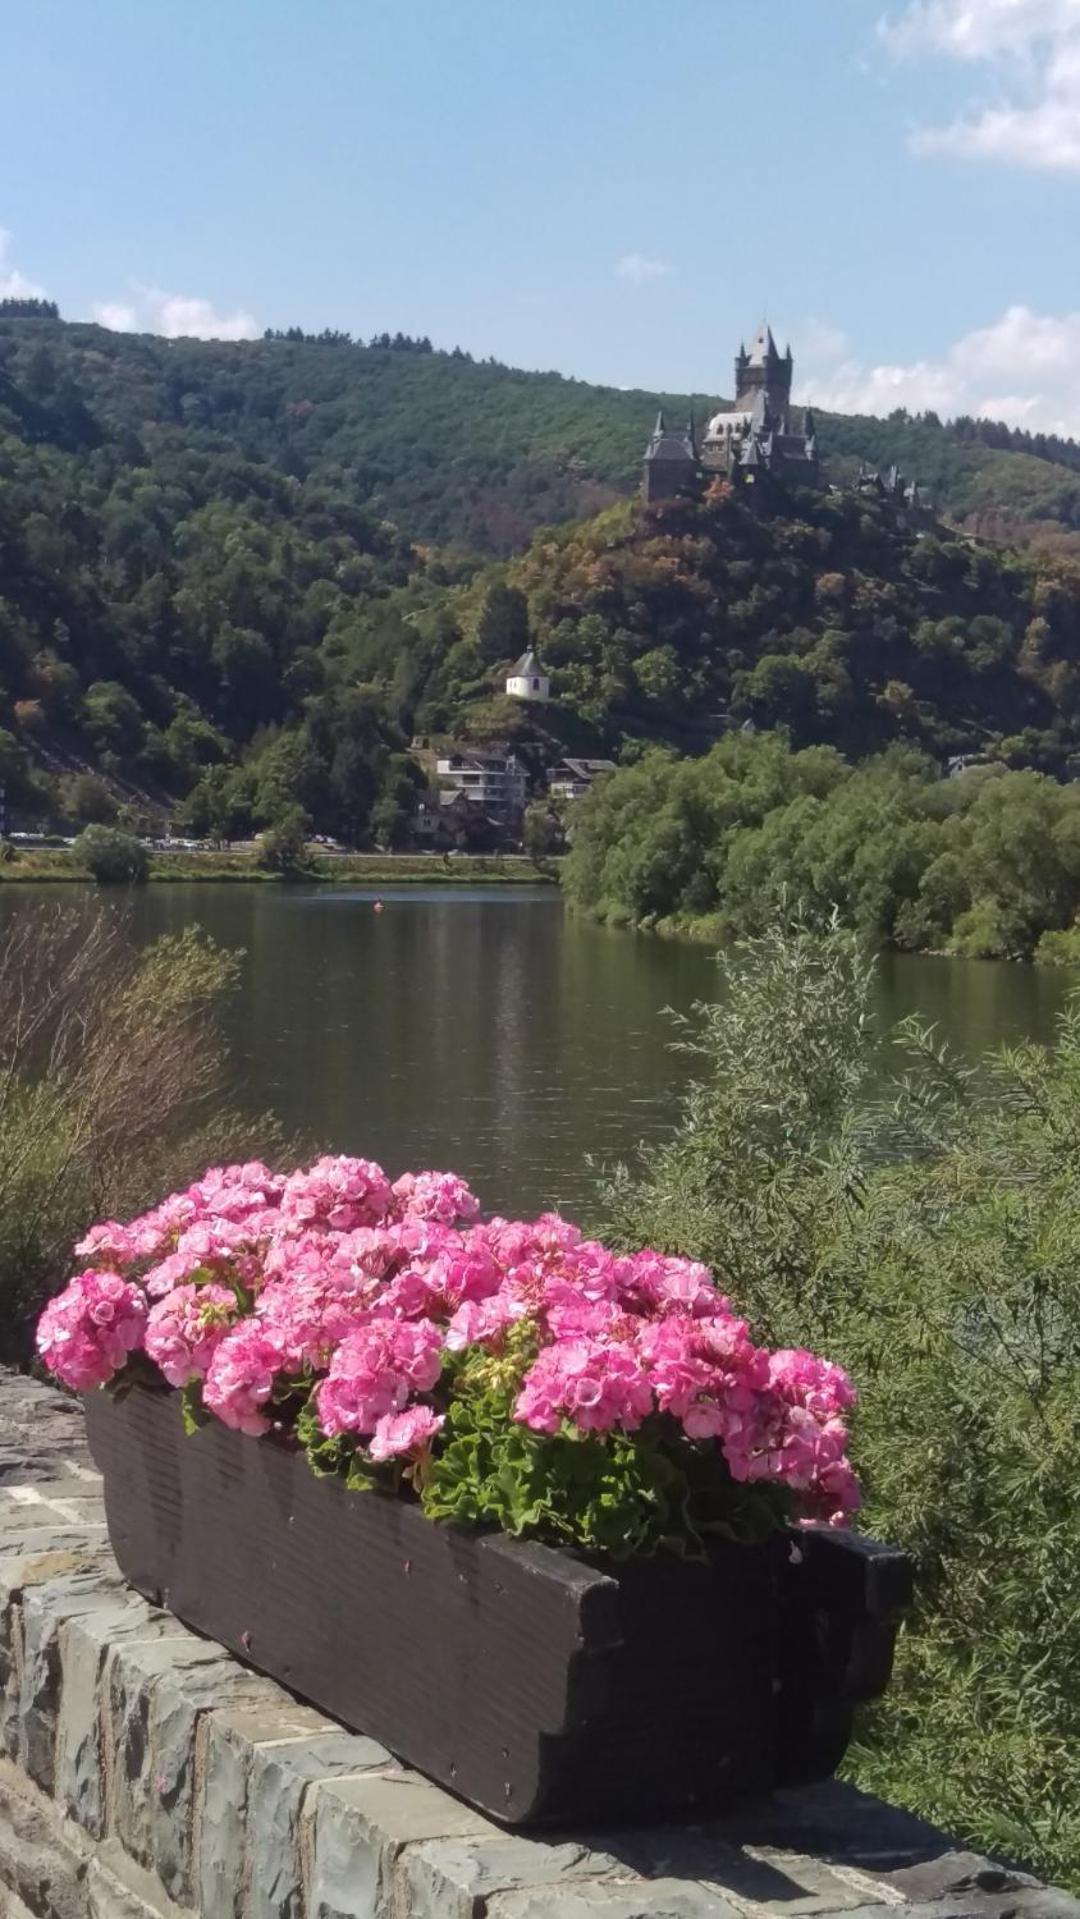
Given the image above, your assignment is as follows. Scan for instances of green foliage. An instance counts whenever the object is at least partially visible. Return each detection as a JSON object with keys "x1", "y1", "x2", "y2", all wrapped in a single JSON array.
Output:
[
  {"x1": 512, "y1": 486, "x2": 1079, "y2": 764},
  {"x1": 601, "y1": 920, "x2": 1080, "y2": 1889},
  {"x1": 73, "y1": 825, "x2": 149, "y2": 885},
  {"x1": 0, "y1": 906, "x2": 287, "y2": 1356},
  {"x1": 1034, "y1": 922, "x2": 1080, "y2": 965},
  {"x1": 422, "y1": 1336, "x2": 790, "y2": 1557},
  {"x1": 256, "y1": 807, "x2": 309, "y2": 874},
  {"x1": 565, "y1": 732, "x2": 1080, "y2": 958}
]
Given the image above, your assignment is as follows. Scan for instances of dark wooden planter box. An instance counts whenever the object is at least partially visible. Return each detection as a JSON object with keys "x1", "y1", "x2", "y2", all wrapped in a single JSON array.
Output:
[{"x1": 84, "y1": 1383, "x2": 912, "y2": 1826}]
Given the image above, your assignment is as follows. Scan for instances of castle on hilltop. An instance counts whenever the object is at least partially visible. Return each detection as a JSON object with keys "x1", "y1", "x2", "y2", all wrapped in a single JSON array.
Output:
[{"x1": 643, "y1": 323, "x2": 819, "y2": 503}]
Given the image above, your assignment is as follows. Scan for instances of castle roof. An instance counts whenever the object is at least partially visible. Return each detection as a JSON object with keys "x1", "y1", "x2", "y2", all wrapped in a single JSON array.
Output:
[
  {"x1": 739, "y1": 324, "x2": 793, "y2": 369},
  {"x1": 644, "y1": 410, "x2": 697, "y2": 464}
]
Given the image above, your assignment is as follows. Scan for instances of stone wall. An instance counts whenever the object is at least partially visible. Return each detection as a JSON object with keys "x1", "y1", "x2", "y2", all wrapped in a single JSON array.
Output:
[{"x1": 0, "y1": 1373, "x2": 1076, "y2": 1919}]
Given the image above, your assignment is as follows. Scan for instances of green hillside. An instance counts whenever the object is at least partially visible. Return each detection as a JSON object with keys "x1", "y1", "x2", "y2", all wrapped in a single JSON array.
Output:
[
  {"x1": 6, "y1": 311, "x2": 1080, "y2": 552},
  {"x1": 5, "y1": 309, "x2": 1080, "y2": 845}
]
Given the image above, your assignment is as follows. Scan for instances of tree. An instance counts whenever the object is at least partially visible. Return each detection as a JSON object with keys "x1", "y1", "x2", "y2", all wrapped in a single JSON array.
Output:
[
  {"x1": 60, "y1": 773, "x2": 118, "y2": 826},
  {"x1": 73, "y1": 825, "x2": 149, "y2": 884},
  {"x1": 82, "y1": 682, "x2": 146, "y2": 758},
  {"x1": 256, "y1": 806, "x2": 309, "y2": 874},
  {"x1": 522, "y1": 801, "x2": 562, "y2": 862},
  {"x1": 471, "y1": 583, "x2": 530, "y2": 665}
]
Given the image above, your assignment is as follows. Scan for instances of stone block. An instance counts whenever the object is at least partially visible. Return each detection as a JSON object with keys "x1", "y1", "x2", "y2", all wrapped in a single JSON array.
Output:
[
  {"x1": 305, "y1": 1771, "x2": 496, "y2": 1919},
  {"x1": 196, "y1": 1705, "x2": 350, "y2": 1919},
  {"x1": 0, "y1": 1606, "x2": 23, "y2": 1762},
  {"x1": 84, "y1": 1860, "x2": 169, "y2": 1919},
  {"x1": 18, "y1": 1576, "x2": 125, "y2": 1794},
  {"x1": 107, "y1": 1633, "x2": 243, "y2": 1881},
  {"x1": 616, "y1": 1829, "x2": 886, "y2": 1917},
  {"x1": 0, "y1": 1767, "x2": 89, "y2": 1919},
  {"x1": 815, "y1": 1900, "x2": 1080, "y2": 1919},
  {"x1": 57, "y1": 1598, "x2": 183, "y2": 1840},
  {"x1": 139, "y1": 1642, "x2": 278, "y2": 1911},
  {"x1": 248, "y1": 1734, "x2": 396, "y2": 1919},
  {"x1": 403, "y1": 1836, "x2": 628, "y2": 1919},
  {"x1": 484, "y1": 1885, "x2": 740, "y2": 1919}
]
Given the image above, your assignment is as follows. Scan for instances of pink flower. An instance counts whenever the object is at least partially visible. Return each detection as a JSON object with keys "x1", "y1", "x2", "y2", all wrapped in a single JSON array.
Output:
[
  {"x1": 638, "y1": 1312, "x2": 767, "y2": 1444},
  {"x1": 368, "y1": 1405, "x2": 445, "y2": 1461},
  {"x1": 381, "y1": 1242, "x2": 499, "y2": 1320},
  {"x1": 36, "y1": 1272, "x2": 147, "y2": 1391},
  {"x1": 46, "y1": 1155, "x2": 862, "y2": 1531},
  {"x1": 255, "y1": 1268, "x2": 375, "y2": 1370},
  {"x1": 515, "y1": 1338, "x2": 653, "y2": 1435},
  {"x1": 202, "y1": 1322, "x2": 286, "y2": 1435},
  {"x1": 73, "y1": 1221, "x2": 136, "y2": 1268},
  {"x1": 615, "y1": 1250, "x2": 718, "y2": 1318},
  {"x1": 391, "y1": 1170, "x2": 479, "y2": 1225},
  {"x1": 314, "y1": 1319, "x2": 444, "y2": 1437},
  {"x1": 445, "y1": 1290, "x2": 524, "y2": 1351},
  {"x1": 190, "y1": 1162, "x2": 284, "y2": 1221},
  {"x1": 144, "y1": 1284, "x2": 237, "y2": 1387},
  {"x1": 280, "y1": 1156, "x2": 392, "y2": 1232}
]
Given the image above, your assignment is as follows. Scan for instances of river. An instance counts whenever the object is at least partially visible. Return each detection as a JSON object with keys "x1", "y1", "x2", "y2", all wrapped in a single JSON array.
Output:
[{"x1": 3, "y1": 883, "x2": 1076, "y2": 1218}]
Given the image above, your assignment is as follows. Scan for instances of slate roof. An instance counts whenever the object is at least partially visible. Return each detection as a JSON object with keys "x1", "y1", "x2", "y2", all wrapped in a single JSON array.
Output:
[
  {"x1": 509, "y1": 650, "x2": 544, "y2": 678},
  {"x1": 644, "y1": 410, "x2": 698, "y2": 464}
]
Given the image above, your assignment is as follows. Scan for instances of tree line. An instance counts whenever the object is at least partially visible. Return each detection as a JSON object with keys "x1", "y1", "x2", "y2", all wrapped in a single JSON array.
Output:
[{"x1": 564, "y1": 731, "x2": 1080, "y2": 962}]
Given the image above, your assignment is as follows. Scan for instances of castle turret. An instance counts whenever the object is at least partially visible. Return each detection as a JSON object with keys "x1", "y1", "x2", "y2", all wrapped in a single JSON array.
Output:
[{"x1": 642, "y1": 410, "x2": 699, "y2": 504}]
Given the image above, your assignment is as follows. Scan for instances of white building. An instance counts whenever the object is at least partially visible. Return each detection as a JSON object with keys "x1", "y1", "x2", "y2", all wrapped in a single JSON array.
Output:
[
  {"x1": 505, "y1": 650, "x2": 550, "y2": 703},
  {"x1": 435, "y1": 751, "x2": 526, "y2": 815}
]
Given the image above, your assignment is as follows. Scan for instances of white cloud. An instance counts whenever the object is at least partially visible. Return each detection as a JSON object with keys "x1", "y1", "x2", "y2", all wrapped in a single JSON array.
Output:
[
  {"x1": 799, "y1": 303, "x2": 1080, "y2": 436},
  {"x1": 881, "y1": 0, "x2": 1080, "y2": 168},
  {"x1": 91, "y1": 300, "x2": 137, "y2": 332},
  {"x1": 0, "y1": 227, "x2": 47, "y2": 302},
  {"x1": 615, "y1": 252, "x2": 669, "y2": 284},
  {"x1": 91, "y1": 285, "x2": 258, "y2": 340}
]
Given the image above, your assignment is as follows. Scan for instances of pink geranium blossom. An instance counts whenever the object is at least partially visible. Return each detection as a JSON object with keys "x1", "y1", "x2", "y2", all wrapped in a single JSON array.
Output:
[
  {"x1": 144, "y1": 1284, "x2": 237, "y2": 1387},
  {"x1": 202, "y1": 1322, "x2": 286, "y2": 1435},
  {"x1": 315, "y1": 1318, "x2": 444, "y2": 1437},
  {"x1": 369, "y1": 1405, "x2": 445, "y2": 1461},
  {"x1": 36, "y1": 1152, "x2": 862, "y2": 1534},
  {"x1": 35, "y1": 1271, "x2": 147, "y2": 1391},
  {"x1": 515, "y1": 1337, "x2": 653, "y2": 1434}
]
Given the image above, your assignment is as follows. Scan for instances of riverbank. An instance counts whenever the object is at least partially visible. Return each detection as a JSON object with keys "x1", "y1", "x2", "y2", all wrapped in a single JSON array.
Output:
[{"x1": 0, "y1": 849, "x2": 562, "y2": 886}]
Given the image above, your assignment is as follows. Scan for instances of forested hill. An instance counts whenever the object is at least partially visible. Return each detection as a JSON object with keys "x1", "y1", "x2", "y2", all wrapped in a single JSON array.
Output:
[
  {"x1": 5, "y1": 313, "x2": 1080, "y2": 554},
  {"x1": 6, "y1": 307, "x2": 1080, "y2": 846}
]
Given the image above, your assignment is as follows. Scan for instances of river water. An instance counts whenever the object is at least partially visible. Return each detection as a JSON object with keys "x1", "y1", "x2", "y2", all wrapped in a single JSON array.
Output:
[{"x1": 3, "y1": 884, "x2": 1076, "y2": 1219}]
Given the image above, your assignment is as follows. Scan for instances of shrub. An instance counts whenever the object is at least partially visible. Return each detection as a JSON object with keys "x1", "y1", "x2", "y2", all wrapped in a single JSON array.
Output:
[
  {"x1": 73, "y1": 825, "x2": 148, "y2": 884},
  {"x1": 1034, "y1": 922, "x2": 1080, "y2": 965},
  {"x1": 599, "y1": 917, "x2": 1080, "y2": 1889},
  {"x1": 0, "y1": 905, "x2": 287, "y2": 1355},
  {"x1": 256, "y1": 807, "x2": 309, "y2": 875}
]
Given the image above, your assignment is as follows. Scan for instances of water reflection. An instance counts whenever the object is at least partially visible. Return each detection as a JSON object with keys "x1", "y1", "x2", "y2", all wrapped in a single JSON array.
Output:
[{"x1": 1, "y1": 885, "x2": 1074, "y2": 1219}]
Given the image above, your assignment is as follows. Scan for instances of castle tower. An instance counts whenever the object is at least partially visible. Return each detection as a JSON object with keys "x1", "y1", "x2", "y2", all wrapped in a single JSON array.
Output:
[{"x1": 733, "y1": 324, "x2": 793, "y2": 418}]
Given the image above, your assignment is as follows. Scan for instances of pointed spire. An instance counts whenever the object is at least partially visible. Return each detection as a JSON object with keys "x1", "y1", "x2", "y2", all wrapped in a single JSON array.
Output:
[{"x1": 654, "y1": 408, "x2": 665, "y2": 433}]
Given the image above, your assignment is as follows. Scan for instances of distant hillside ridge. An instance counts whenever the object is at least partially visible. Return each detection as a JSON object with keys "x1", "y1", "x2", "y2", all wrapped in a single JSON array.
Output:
[
  {"x1": 5, "y1": 313, "x2": 1080, "y2": 849},
  {"x1": 3, "y1": 313, "x2": 1080, "y2": 554}
]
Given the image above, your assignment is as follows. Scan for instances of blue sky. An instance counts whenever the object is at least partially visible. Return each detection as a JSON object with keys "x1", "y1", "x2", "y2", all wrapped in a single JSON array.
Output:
[{"x1": 4, "y1": 0, "x2": 1080, "y2": 429}]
